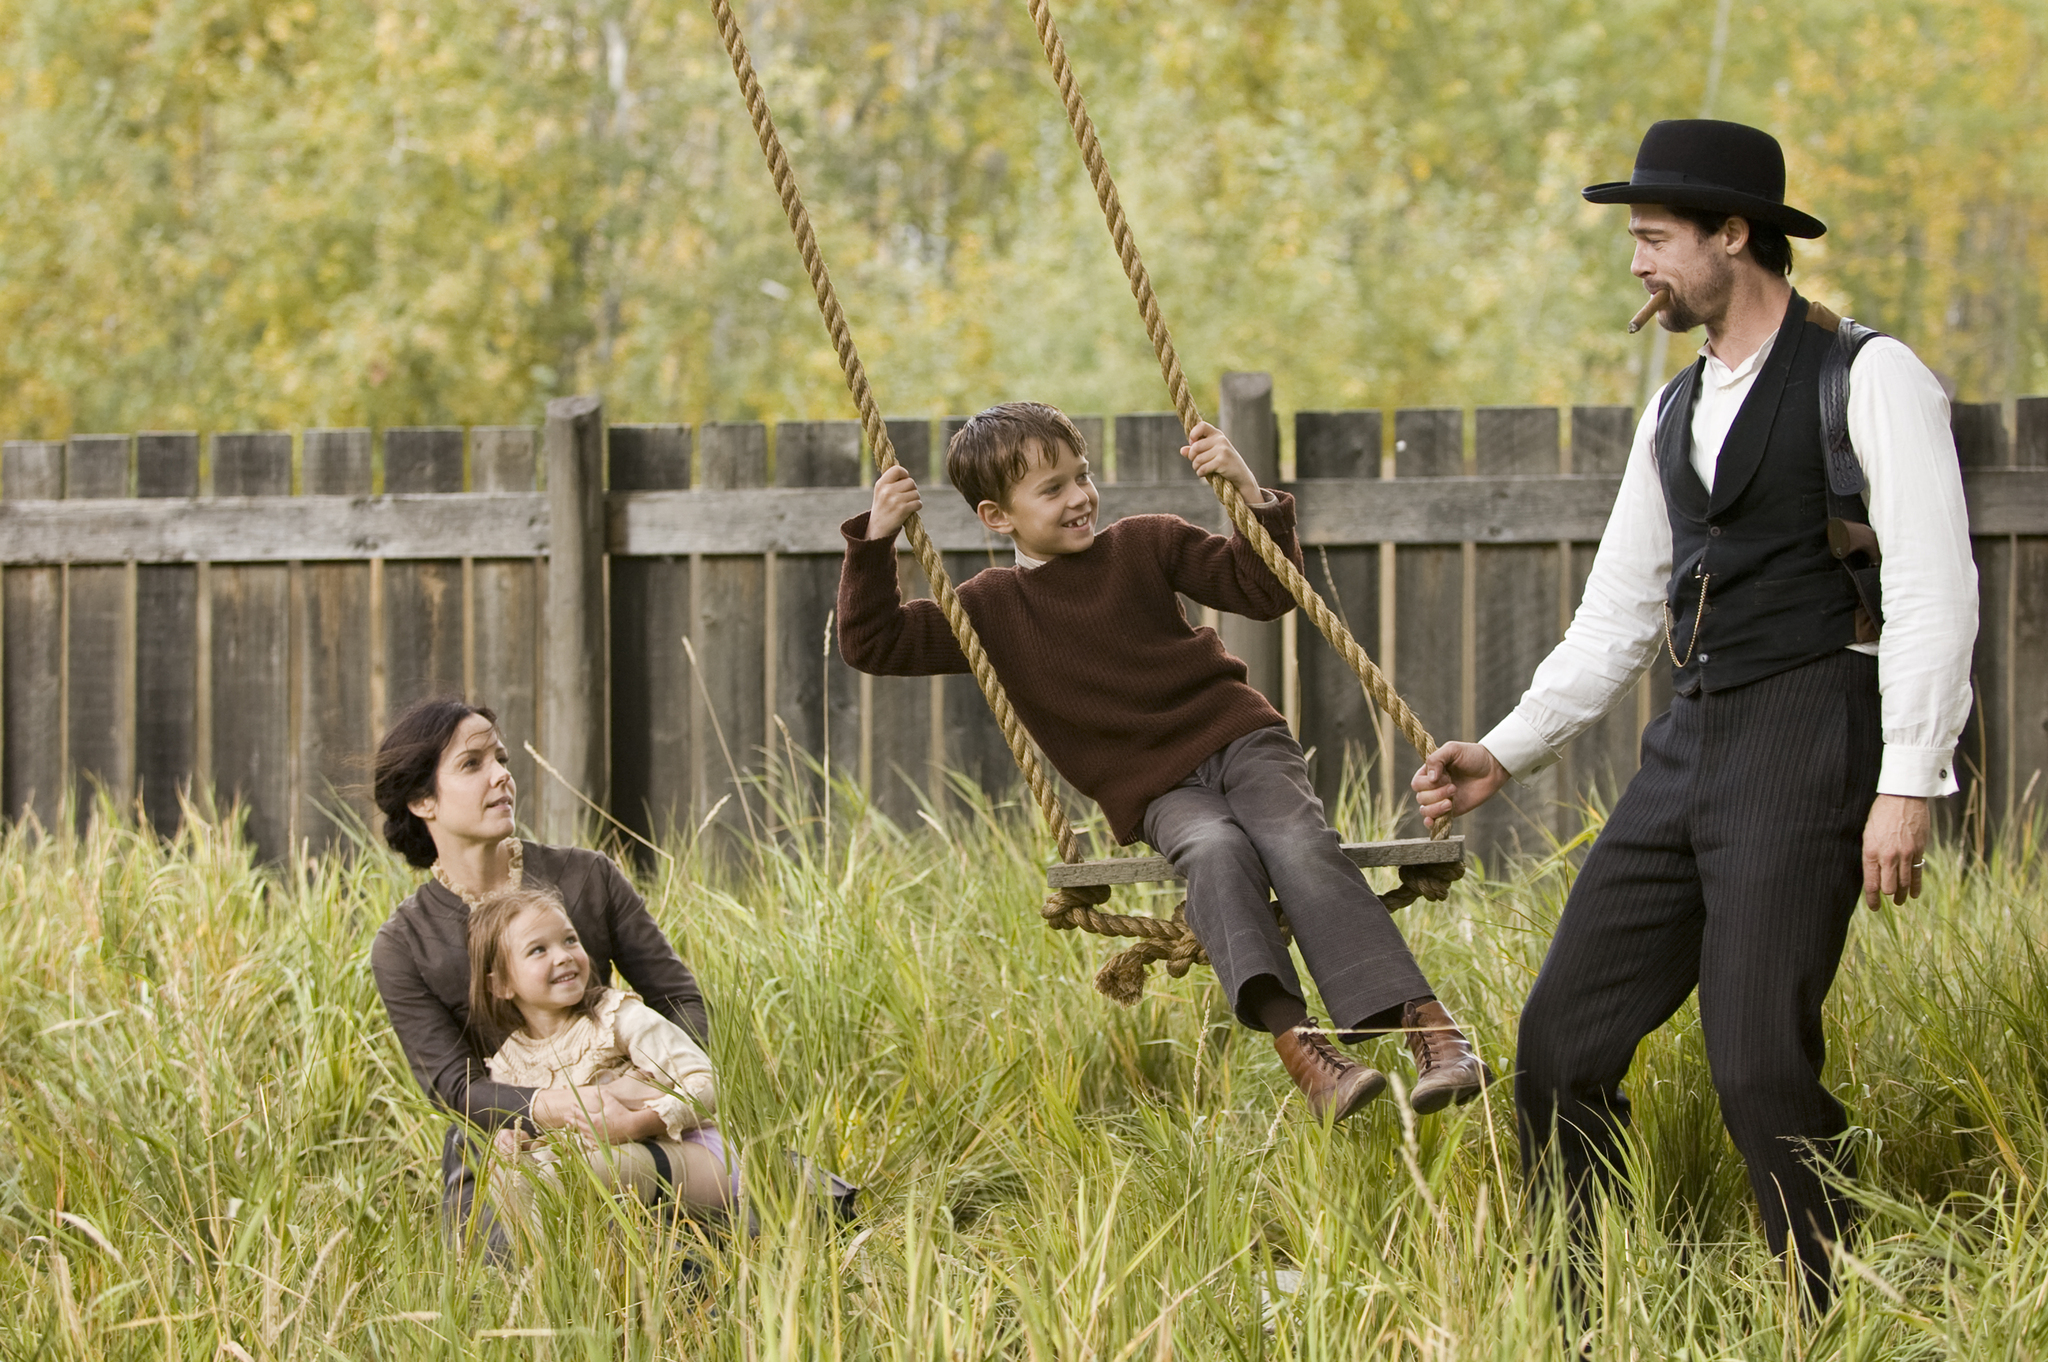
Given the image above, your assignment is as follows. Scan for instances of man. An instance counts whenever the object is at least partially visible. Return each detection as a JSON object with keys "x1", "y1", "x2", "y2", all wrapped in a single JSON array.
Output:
[{"x1": 1411, "y1": 119, "x2": 1976, "y2": 1305}]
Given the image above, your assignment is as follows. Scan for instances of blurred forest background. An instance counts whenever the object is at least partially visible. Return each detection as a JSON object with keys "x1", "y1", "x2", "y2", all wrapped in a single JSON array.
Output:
[{"x1": 1, "y1": 0, "x2": 2042, "y2": 439}]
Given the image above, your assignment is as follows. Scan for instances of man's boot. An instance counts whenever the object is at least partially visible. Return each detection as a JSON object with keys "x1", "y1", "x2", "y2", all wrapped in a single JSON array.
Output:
[
  {"x1": 1402, "y1": 998, "x2": 1494, "y2": 1114},
  {"x1": 1274, "y1": 1021, "x2": 1386, "y2": 1123}
]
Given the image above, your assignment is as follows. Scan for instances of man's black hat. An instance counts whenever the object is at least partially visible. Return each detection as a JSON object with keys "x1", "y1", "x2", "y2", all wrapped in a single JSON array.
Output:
[{"x1": 1583, "y1": 119, "x2": 1826, "y2": 239}]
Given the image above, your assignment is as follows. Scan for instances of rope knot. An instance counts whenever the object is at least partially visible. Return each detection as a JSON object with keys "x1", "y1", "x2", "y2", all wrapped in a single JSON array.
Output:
[
  {"x1": 1380, "y1": 860, "x2": 1465, "y2": 912},
  {"x1": 1041, "y1": 884, "x2": 1112, "y2": 930}
]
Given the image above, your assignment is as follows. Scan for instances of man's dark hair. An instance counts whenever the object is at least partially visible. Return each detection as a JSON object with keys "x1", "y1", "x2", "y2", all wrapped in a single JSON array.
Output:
[
  {"x1": 944, "y1": 402, "x2": 1089, "y2": 512},
  {"x1": 374, "y1": 697, "x2": 499, "y2": 868},
  {"x1": 1674, "y1": 206, "x2": 1794, "y2": 277}
]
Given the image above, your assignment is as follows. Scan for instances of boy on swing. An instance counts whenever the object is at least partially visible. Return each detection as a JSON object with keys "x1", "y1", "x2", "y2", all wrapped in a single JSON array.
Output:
[{"x1": 837, "y1": 402, "x2": 1490, "y2": 1121}]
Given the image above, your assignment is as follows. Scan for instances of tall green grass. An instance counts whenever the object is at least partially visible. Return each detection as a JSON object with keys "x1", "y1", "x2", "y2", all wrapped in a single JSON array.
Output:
[{"x1": 2, "y1": 772, "x2": 2044, "y2": 1359}]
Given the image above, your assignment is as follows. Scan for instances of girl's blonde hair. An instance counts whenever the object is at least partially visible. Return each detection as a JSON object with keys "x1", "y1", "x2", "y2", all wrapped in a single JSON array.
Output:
[{"x1": 465, "y1": 884, "x2": 604, "y2": 1039}]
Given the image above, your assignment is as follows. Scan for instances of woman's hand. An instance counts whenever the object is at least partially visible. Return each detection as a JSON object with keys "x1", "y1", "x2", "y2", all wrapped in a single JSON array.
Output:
[
  {"x1": 532, "y1": 1085, "x2": 671, "y2": 1145},
  {"x1": 1181, "y1": 422, "x2": 1264, "y2": 505},
  {"x1": 531, "y1": 1085, "x2": 640, "y2": 1140},
  {"x1": 868, "y1": 465, "x2": 923, "y2": 540},
  {"x1": 599, "y1": 1073, "x2": 663, "y2": 1108}
]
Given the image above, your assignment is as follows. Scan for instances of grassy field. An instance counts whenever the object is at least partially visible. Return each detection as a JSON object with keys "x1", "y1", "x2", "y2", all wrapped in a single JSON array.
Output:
[{"x1": 3, "y1": 771, "x2": 2045, "y2": 1360}]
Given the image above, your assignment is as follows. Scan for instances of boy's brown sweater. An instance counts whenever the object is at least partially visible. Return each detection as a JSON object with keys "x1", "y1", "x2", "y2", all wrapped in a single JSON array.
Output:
[{"x1": 837, "y1": 494, "x2": 1302, "y2": 844}]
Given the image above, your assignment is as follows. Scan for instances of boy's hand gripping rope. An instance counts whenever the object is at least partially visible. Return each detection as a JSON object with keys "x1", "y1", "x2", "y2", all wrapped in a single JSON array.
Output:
[{"x1": 711, "y1": 0, "x2": 1454, "y2": 1004}]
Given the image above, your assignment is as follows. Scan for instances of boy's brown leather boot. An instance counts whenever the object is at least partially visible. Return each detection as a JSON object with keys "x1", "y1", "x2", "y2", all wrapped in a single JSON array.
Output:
[
  {"x1": 1402, "y1": 998, "x2": 1494, "y2": 1114},
  {"x1": 1274, "y1": 1022, "x2": 1387, "y2": 1123}
]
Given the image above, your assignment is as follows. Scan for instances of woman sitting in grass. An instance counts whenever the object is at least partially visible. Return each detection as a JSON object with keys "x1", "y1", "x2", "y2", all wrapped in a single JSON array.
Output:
[
  {"x1": 370, "y1": 698, "x2": 729, "y2": 1256},
  {"x1": 466, "y1": 883, "x2": 729, "y2": 1240}
]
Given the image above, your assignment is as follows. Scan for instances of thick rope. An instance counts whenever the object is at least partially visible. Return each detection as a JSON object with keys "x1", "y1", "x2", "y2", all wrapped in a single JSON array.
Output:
[
  {"x1": 710, "y1": 0, "x2": 1186, "y2": 991},
  {"x1": 1023, "y1": 0, "x2": 1462, "y2": 927}
]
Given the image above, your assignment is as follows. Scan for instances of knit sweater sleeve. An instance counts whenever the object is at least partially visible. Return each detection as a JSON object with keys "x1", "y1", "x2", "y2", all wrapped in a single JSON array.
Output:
[
  {"x1": 835, "y1": 513, "x2": 972, "y2": 676},
  {"x1": 1154, "y1": 491, "x2": 1303, "y2": 620}
]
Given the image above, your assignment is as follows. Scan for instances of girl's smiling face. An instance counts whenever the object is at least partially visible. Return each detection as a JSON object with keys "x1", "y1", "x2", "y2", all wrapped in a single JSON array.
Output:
[
  {"x1": 489, "y1": 903, "x2": 591, "y2": 1030},
  {"x1": 407, "y1": 713, "x2": 516, "y2": 850}
]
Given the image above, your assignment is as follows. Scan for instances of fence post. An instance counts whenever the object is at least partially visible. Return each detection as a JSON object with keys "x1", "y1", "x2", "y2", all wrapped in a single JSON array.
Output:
[
  {"x1": 540, "y1": 394, "x2": 608, "y2": 844},
  {"x1": 1218, "y1": 372, "x2": 1283, "y2": 709}
]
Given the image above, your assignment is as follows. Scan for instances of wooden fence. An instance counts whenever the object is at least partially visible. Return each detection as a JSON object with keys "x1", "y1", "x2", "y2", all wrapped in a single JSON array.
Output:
[{"x1": 3, "y1": 377, "x2": 2044, "y2": 867}]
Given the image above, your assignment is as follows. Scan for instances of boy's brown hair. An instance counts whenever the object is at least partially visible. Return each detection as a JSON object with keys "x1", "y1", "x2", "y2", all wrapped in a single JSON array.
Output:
[
  {"x1": 944, "y1": 402, "x2": 1089, "y2": 512},
  {"x1": 465, "y1": 883, "x2": 603, "y2": 1039}
]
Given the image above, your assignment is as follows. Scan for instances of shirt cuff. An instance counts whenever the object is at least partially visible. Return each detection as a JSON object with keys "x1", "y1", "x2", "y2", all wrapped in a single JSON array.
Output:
[
  {"x1": 1477, "y1": 712, "x2": 1561, "y2": 784},
  {"x1": 1246, "y1": 488, "x2": 1293, "y2": 523},
  {"x1": 1877, "y1": 745, "x2": 1960, "y2": 799}
]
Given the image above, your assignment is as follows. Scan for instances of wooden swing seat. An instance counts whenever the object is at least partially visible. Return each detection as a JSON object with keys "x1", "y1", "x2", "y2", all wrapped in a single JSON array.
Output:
[{"x1": 1047, "y1": 836, "x2": 1465, "y2": 888}]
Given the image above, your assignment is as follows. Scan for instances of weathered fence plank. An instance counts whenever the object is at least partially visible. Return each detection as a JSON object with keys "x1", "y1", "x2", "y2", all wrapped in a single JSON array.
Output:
[
  {"x1": 0, "y1": 494, "x2": 548, "y2": 563},
  {"x1": 2014, "y1": 399, "x2": 2048, "y2": 820},
  {"x1": 1953, "y1": 402, "x2": 2045, "y2": 829},
  {"x1": 97, "y1": 466, "x2": 2048, "y2": 561},
  {"x1": 2, "y1": 441, "x2": 63, "y2": 825},
  {"x1": 1955, "y1": 404, "x2": 2013, "y2": 833},
  {"x1": 1113, "y1": 412, "x2": 1194, "y2": 485},
  {"x1": 607, "y1": 423, "x2": 691, "y2": 847},
  {"x1": 470, "y1": 427, "x2": 542, "y2": 817},
  {"x1": 866, "y1": 420, "x2": 934, "y2": 826},
  {"x1": 63, "y1": 436, "x2": 134, "y2": 828},
  {"x1": 1469, "y1": 407, "x2": 1564, "y2": 859},
  {"x1": 1560, "y1": 406, "x2": 1649, "y2": 810},
  {"x1": 298, "y1": 429, "x2": 374, "y2": 850},
  {"x1": 939, "y1": 415, "x2": 1014, "y2": 817},
  {"x1": 772, "y1": 420, "x2": 861, "y2": 824},
  {"x1": 693, "y1": 423, "x2": 768, "y2": 847},
  {"x1": 1218, "y1": 373, "x2": 1283, "y2": 707},
  {"x1": 25, "y1": 468, "x2": 2035, "y2": 561},
  {"x1": 538, "y1": 396, "x2": 607, "y2": 844},
  {"x1": 134, "y1": 433, "x2": 200, "y2": 834},
  {"x1": 1391, "y1": 409, "x2": 1465, "y2": 838},
  {"x1": 382, "y1": 428, "x2": 465, "y2": 717},
  {"x1": 209, "y1": 433, "x2": 293, "y2": 859},
  {"x1": 1293, "y1": 410, "x2": 1382, "y2": 813}
]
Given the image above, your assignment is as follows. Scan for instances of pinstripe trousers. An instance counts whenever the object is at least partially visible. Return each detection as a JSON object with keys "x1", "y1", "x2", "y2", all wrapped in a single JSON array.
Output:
[{"x1": 1516, "y1": 649, "x2": 1881, "y2": 1300}]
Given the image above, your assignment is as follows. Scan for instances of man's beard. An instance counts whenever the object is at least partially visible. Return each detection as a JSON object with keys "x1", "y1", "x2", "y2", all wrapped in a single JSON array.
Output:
[{"x1": 1659, "y1": 251, "x2": 1735, "y2": 333}]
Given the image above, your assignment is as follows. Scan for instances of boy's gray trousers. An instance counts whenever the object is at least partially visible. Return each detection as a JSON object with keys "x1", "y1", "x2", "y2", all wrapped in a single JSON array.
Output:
[{"x1": 1141, "y1": 723, "x2": 1432, "y2": 1031}]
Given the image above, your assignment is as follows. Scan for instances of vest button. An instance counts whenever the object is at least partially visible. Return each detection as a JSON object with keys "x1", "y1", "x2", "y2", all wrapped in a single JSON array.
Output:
[
  {"x1": 1709, "y1": 525, "x2": 1722, "y2": 536},
  {"x1": 1698, "y1": 653, "x2": 1711, "y2": 663}
]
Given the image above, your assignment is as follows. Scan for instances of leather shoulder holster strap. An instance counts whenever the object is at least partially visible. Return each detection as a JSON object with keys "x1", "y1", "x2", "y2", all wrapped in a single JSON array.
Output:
[{"x1": 1815, "y1": 312, "x2": 1888, "y2": 636}]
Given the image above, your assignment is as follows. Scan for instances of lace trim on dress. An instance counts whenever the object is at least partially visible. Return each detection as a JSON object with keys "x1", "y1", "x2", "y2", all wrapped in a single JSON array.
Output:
[
  {"x1": 585, "y1": 986, "x2": 631, "y2": 1055},
  {"x1": 430, "y1": 838, "x2": 524, "y2": 909}
]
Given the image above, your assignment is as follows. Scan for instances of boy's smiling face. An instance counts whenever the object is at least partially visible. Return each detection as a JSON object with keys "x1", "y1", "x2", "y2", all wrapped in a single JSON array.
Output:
[{"x1": 976, "y1": 437, "x2": 1100, "y2": 560}]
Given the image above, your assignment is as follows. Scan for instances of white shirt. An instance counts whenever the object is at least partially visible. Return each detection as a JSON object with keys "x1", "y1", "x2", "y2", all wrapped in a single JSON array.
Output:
[{"x1": 1481, "y1": 326, "x2": 1977, "y2": 799}]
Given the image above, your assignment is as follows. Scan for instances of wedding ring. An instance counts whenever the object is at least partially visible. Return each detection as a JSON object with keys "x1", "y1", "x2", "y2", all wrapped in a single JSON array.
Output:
[{"x1": 1911, "y1": 859, "x2": 1925, "y2": 868}]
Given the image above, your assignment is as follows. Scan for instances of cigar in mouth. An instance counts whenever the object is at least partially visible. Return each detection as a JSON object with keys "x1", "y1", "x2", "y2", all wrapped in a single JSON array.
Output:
[{"x1": 1629, "y1": 288, "x2": 1671, "y2": 334}]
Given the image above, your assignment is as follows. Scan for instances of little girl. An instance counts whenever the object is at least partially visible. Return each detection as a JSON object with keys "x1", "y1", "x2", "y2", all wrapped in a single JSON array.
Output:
[{"x1": 467, "y1": 883, "x2": 735, "y2": 1232}]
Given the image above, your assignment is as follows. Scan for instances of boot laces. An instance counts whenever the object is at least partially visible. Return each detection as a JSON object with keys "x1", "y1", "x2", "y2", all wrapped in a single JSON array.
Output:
[
  {"x1": 1295, "y1": 1020, "x2": 1353, "y2": 1076},
  {"x1": 1408, "y1": 1009, "x2": 1450, "y2": 1073}
]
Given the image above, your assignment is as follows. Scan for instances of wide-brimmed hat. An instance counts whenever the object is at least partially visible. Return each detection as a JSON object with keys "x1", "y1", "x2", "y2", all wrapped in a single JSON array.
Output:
[{"x1": 1583, "y1": 119, "x2": 1826, "y2": 238}]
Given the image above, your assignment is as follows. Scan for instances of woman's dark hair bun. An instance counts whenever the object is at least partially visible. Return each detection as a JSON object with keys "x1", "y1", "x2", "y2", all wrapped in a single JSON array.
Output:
[{"x1": 373, "y1": 698, "x2": 498, "y2": 868}]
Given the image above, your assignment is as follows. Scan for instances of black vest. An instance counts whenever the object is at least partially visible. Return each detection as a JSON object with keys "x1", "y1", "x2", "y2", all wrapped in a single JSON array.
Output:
[{"x1": 1656, "y1": 293, "x2": 1864, "y2": 695}]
